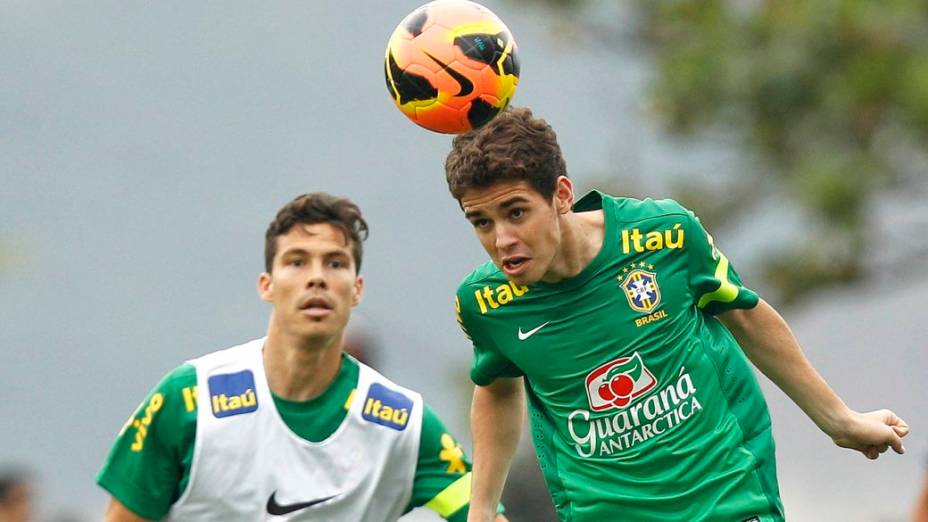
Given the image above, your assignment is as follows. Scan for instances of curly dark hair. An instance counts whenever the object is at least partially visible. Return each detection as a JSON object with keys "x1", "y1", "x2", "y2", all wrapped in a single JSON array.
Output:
[
  {"x1": 264, "y1": 193, "x2": 369, "y2": 273},
  {"x1": 445, "y1": 106, "x2": 567, "y2": 202}
]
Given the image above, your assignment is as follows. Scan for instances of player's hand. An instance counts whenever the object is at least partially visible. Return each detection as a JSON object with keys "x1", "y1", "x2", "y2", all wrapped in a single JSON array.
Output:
[{"x1": 830, "y1": 409, "x2": 909, "y2": 460}]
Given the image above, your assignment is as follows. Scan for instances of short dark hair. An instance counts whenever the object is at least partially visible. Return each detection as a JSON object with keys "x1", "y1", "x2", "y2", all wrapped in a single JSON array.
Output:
[
  {"x1": 264, "y1": 193, "x2": 369, "y2": 273},
  {"x1": 445, "y1": 106, "x2": 567, "y2": 202}
]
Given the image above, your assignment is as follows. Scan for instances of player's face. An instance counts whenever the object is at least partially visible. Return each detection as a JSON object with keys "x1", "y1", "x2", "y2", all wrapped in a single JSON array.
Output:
[
  {"x1": 0, "y1": 482, "x2": 33, "y2": 522},
  {"x1": 460, "y1": 177, "x2": 573, "y2": 286},
  {"x1": 258, "y1": 223, "x2": 363, "y2": 345}
]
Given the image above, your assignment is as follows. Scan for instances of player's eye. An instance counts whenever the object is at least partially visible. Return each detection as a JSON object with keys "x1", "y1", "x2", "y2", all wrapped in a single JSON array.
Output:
[
  {"x1": 509, "y1": 208, "x2": 525, "y2": 220},
  {"x1": 288, "y1": 258, "x2": 304, "y2": 267},
  {"x1": 328, "y1": 257, "x2": 348, "y2": 269},
  {"x1": 472, "y1": 218, "x2": 491, "y2": 229}
]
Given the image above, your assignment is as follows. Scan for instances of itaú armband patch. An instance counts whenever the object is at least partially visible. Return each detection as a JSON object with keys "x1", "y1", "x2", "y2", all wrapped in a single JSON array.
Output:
[
  {"x1": 362, "y1": 383, "x2": 413, "y2": 431},
  {"x1": 208, "y1": 370, "x2": 259, "y2": 418}
]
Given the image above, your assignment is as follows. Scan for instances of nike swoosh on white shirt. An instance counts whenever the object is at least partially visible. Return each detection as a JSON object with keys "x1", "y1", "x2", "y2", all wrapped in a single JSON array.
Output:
[{"x1": 518, "y1": 322, "x2": 550, "y2": 341}]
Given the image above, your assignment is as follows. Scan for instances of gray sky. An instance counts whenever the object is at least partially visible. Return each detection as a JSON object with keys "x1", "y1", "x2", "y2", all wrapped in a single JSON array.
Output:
[{"x1": 1, "y1": 2, "x2": 924, "y2": 520}]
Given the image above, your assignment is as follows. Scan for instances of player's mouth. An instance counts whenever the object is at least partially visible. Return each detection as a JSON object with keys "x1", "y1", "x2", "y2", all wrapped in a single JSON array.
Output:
[
  {"x1": 299, "y1": 296, "x2": 333, "y2": 319},
  {"x1": 501, "y1": 256, "x2": 530, "y2": 277}
]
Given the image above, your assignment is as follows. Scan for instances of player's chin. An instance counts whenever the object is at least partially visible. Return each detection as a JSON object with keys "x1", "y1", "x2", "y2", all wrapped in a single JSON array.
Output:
[
  {"x1": 295, "y1": 326, "x2": 340, "y2": 347},
  {"x1": 294, "y1": 316, "x2": 339, "y2": 336}
]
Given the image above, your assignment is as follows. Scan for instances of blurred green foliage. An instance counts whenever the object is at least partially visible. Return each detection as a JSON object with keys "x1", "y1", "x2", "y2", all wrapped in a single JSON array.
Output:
[{"x1": 522, "y1": 0, "x2": 928, "y2": 303}]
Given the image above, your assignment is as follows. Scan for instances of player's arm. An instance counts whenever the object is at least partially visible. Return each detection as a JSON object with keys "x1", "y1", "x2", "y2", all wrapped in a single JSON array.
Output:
[
  {"x1": 96, "y1": 364, "x2": 197, "y2": 520},
  {"x1": 408, "y1": 404, "x2": 507, "y2": 521},
  {"x1": 103, "y1": 498, "x2": 153, "y2": 522},
  {"x1": 467, "y1": 377, "x2": 524, "y2": 522},
  {"x1": 913, "y1": 469, "x2": 928, "y2": 522},
  {"x1": 718, "y1": 301, "x2": 909, "y2": 459},
  {"x1": 453, "y1": 285, "x2": 522, "y2": 522},
  {"x1": 678, "y1": 203, "x2": 909, "y2": 459}
]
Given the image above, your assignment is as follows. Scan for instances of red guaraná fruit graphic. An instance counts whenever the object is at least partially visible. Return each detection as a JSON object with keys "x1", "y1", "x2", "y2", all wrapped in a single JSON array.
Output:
[
  {"x1": 597, "y1": 374, "x2": 636, "y2": 407},
  {"x1": 598, "y1": 361, "x2": 642, "y2": 408}
]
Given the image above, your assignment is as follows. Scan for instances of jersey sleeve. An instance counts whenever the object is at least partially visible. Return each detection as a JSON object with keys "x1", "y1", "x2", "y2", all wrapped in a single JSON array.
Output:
[
  {"x1": 96, "y1": 364, "x2": 198, "y2": 520},
  {"x1": 406, "y1": 404, "x2": 504, "y2": 521},
  {"x1": 683, "y1": 209, "x2": 759, "y2": 315},
  {"x1": 456, "y1": 290, "x2": 523, "y2": 386}
]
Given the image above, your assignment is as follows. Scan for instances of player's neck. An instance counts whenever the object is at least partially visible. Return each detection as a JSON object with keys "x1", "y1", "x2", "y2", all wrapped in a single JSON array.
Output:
[
  {"x1": 262, "y1": 329, "x2": 344, "y2": 402},
  {"x1": 542, "y1": 209, "x2": 605, "y2": 283}
]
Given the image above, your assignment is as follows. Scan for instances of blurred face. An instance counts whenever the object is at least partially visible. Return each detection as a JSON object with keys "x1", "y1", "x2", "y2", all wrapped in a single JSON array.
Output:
[
  {"x1": 460, "y1": 178, "x2": 573, "y2": 286},
  {"x1": 258, "y1": 223, "x2": 363, "y2": 345},
  {"x1": 0, "y1": 482, "x2": 33, "y2": 522}
]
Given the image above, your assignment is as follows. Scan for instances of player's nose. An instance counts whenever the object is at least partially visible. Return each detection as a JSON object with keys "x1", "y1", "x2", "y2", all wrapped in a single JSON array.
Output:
[
  {"x1": 304, "y1": 262, "x2": 328, "y2": 289},
  {"x1": 494, "y1": 223, "x2": 519, "y2": 251},
  {"x1": 306, "y1": 275, "x2": 328, "y2": 290}
]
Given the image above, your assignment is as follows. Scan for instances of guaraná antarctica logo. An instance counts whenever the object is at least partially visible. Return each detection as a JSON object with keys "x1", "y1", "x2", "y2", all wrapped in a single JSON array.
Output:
[
  {"x1": 585, "y1": 353, "x2": 657, "y2": 412},
  {"x1": 571, "y1": 358, "x2": 702, "y2": 458}
]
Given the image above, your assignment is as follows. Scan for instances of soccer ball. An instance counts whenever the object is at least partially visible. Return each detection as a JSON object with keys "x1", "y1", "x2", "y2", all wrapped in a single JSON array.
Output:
[{"x1": 384, "y1": 0, "x2": 520, "y2": 134}]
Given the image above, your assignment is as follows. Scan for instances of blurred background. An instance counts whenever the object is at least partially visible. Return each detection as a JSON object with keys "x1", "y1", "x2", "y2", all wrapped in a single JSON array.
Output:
[{"x1": 1, "y1": 1, "x2": 926, "y2": 520}]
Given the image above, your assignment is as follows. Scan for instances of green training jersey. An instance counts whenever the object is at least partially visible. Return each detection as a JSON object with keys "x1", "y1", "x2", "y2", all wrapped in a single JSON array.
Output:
[
  {"x1": 455, "y1": 191, "x2": 784, "y2": 521},
  {"x1": 98, "y1": 353, "x2": 482, "y2": 521}
]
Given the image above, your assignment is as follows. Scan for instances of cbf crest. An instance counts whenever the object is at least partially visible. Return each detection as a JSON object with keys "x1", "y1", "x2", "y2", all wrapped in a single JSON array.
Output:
[{"x1": 618, "y1": 265, "x2": 661, "y2": 313}]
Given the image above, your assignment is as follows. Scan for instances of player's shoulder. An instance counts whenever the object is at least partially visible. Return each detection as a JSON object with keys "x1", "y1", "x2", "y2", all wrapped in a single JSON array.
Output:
[
  {"x1": 455, "y1": 261, "x2": 528, "y2": 321},
  {"x1": 355, "y1": 360, "x2": 424, "y2": 433},
  {"x1": 186, "y1": 337, "x2": 264, "y2": 370},
  {"x1": 458, "y1": 261, "x2": 506, "y2": 289},
  {"x1": 110, "y1": 362, "x2": 197, "y2": 459},
  {"x1": 359, "y1": 359, "x2": 423, "y2": 399},
  {"x1": 154, "y1": 362, "x2": 197, "y2": 395},
  {"x1": 143, "y1": 362, "x2": 198, "y2": 420},
  {"x1": 455, "y1": 262, "x2": 507, "y2": 303},
  {"x1": 611, "y1": 195, "x2": 694, "y2": 224}
]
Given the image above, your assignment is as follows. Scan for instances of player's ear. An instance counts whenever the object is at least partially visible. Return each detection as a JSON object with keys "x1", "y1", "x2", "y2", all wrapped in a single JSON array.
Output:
[
  {"x1": 554, "y1": 176, "x2": 574, "y2": 214},
  {"x1": 352, "y1": 275, "x2": 364, "y2": 306},
  {"x1": 258, "y1": 272, "x2": 273, "y2": 302}
]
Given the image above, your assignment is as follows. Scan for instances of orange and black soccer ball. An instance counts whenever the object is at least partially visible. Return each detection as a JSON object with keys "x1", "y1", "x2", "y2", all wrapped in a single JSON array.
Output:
[{"x1": 384, "y1": 0, "x2": 520, "y2": 134}]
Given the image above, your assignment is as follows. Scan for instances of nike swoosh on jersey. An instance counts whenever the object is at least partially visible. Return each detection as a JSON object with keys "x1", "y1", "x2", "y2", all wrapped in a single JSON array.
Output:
[
  {"x1": 266, "y1": 491, "x2": 337, "y2": 515},
  {"x1": 423, "y1": 51, "x2": 474, "y2": 96},
  {"x1": 518, "y1": 322, "x2": 550, "y2": 341}
]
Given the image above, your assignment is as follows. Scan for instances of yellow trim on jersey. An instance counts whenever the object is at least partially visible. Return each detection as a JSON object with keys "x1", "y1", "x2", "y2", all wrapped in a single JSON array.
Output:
[
  {"x1": 425, "y1": 472, "x2": 472, "y2": 518},
  {"x1": 439, "y1": 433, "x2": 467, "y2": 474},
  {"x1": 344, "y1": 389, "x2": 356, "y2": 410},
  {"x1": 697, "y1": 252, "x2": 739, "y2": 309},
  {"x1": 182, "y1": 386, "x2": 198, "y2": 412}
]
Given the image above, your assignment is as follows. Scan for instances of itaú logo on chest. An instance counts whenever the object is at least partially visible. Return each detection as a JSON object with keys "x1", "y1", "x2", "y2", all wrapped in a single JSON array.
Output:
[
  {"x1": 207, "y1": 370, "x2": 259, "y2": 419},
  {"x1": 362, "y1": 383, "x2": 413, "y2": 431},
  {"x1": 585, "y1": 353, "x2": 657, "y2": 412}
]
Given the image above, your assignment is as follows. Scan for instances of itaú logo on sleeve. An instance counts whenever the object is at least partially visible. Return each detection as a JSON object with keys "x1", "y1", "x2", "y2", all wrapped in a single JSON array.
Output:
[{"x1": 585, "y1": 353, "x2": 657, "y2": 412}]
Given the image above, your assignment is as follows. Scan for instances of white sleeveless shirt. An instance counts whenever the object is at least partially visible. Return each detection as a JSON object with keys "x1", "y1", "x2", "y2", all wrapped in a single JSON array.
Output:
[{"x1": 166, "y1": 338, "x2": 423, "y2": 521}]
